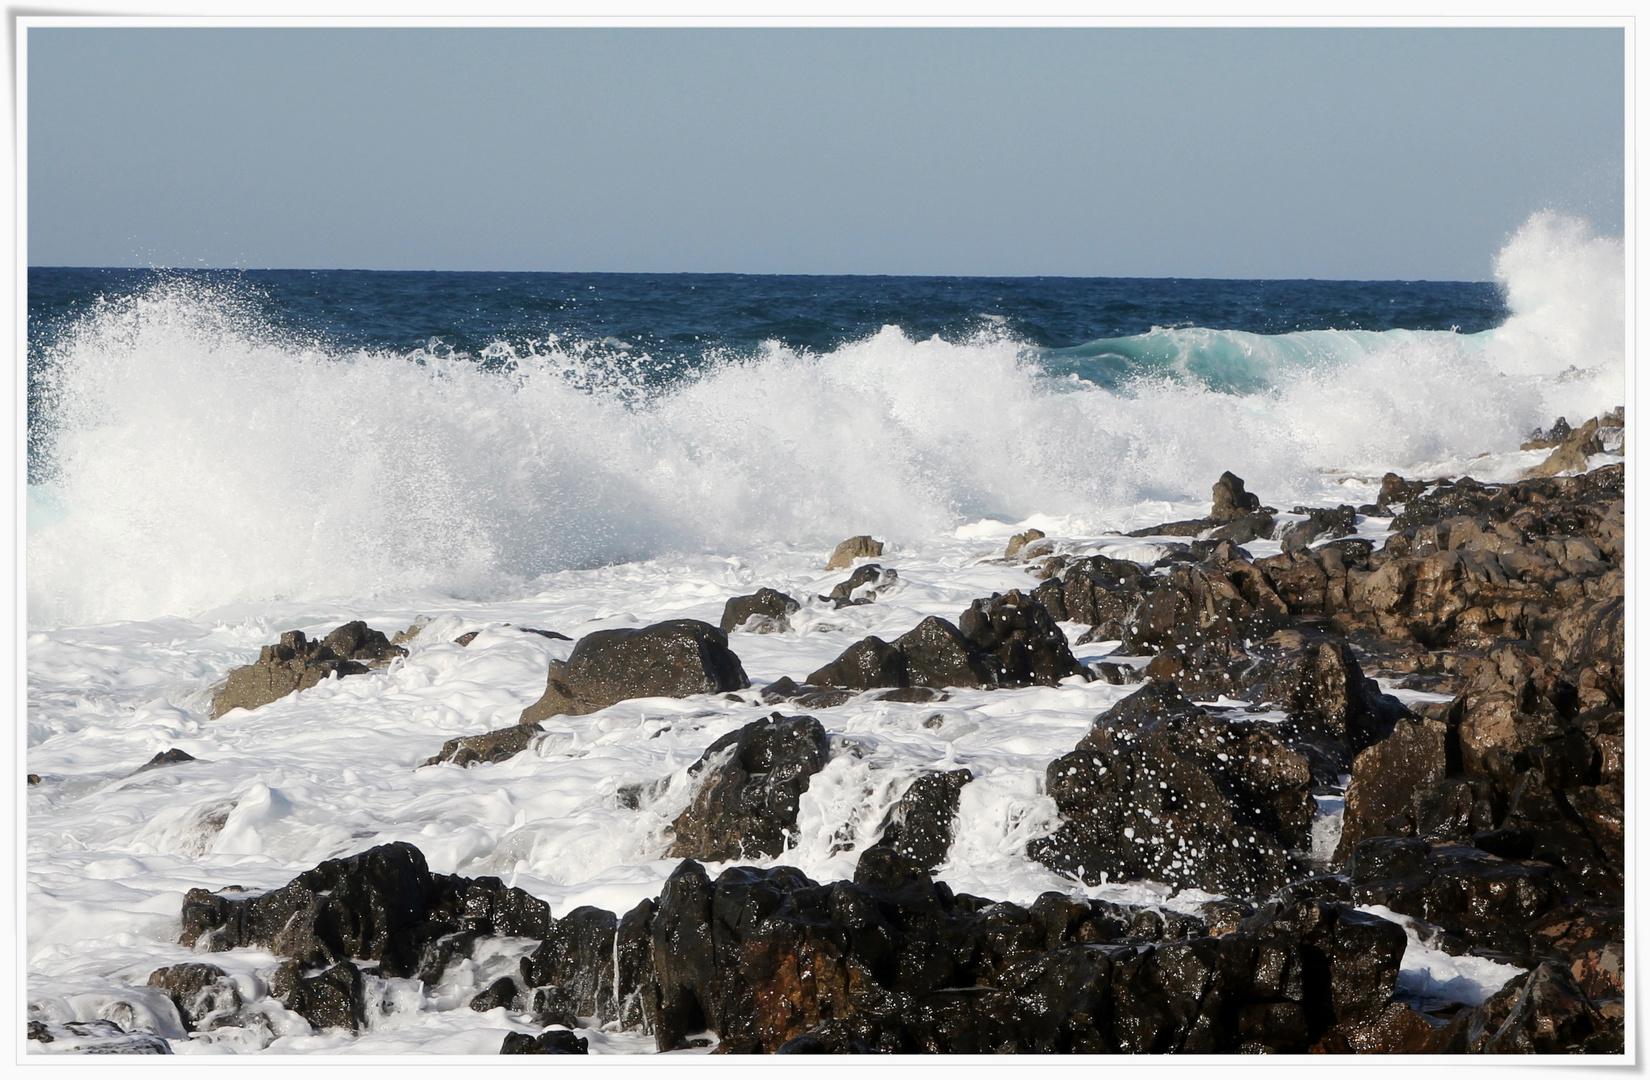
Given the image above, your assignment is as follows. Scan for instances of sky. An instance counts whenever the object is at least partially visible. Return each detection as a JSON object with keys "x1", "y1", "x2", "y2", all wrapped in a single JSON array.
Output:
[{"x1": 26, "y1": 26, "x2": 1626, "y2": 279}]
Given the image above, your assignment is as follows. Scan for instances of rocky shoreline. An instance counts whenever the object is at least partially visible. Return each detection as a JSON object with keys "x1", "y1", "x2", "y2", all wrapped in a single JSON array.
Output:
[{"x1": 30, "y1": 421, "x2": 1626, "y2": 1055}]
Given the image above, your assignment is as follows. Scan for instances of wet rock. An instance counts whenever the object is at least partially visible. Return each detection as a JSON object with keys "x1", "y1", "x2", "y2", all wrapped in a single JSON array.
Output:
[
  {"x1": 469, "y1": 976, "x2": 521, "y2": 1012},
  {"x1": 147, "y1": 963, "x2": 241, "y2": 1031},
  {"x1": 1211, "y1": 471, "x2": 1263, "y2": 522},
  {"x1": 1030, "y1": 682, "x2": 1314, "y2": 896},
  {"x1": 423, "y1": 723, "x2": 542, "y2": 768},
  {"x1": 892, "y1": 617, "x2": 996, "y2": 689},
  {"x1": 822, "y1": 564, "x2": 899, "y2": 607},
  {"x1": 1033, "y1": 553, "x2": 1146, "y2": 638},
  {"x1": 24, "y1": 1019, "x2": 173, "y2": 1054},
  {"x1": 827, "y1": 535, "x2": 883, "y2": 570},
  {"x1": 759, "y1": 677, "x2": 858, "y2": 709},
  {"x1": 1210, "y1": 511, "x2": 1276, "y2": 544},
  {"x1": 1524, "y1": 417, "x2": 1603, "y2": 478},
  {"x1": 180, "y1": 841, "x2": 549, "y2": 979},
  {"x1": 1333, "y1": 716, "x2": 1447, "y2": 862},
  {"x1": 455, "y1": 631, "x2": 481, "y2": 646},
  {"x1": 806, "y1": 636, "x2": 906, "y2": 690},
  {"x1": 27, "y1": 773, "x2": 41, "y2": 785},
  {"x1": 211, "y1": 622, "x2": 405, "y2": 718},
  {"x1": 1278, "y1": 505, "x2": 1357, "y2": 553},
  {"x1": 519, "y1": 620, "x2": 749, "y2": 723},
  {"x1": 1004, "y1": 529, "x2": 1048, "y2": 560},
  {"x1": 668, "y1": 714, "x2": 831, "y2": 861},
  {"x1": 868, "y1": 769, "x2": 973, "y2": 870},
  {"x1": 1454, "y1": 960, "x2": 1620, "y2": 1053},
  {"x1": 720, "y1": 588, "x2": 801, "y2": 634},
  {"x1": 133, "y1": 748, "x2": 196, "y2": 774},
  {"x1": 958, "y1": 590, "x2": 1084, "y2": 686},
  {"x1": 278, "y1": 960, "x2": 366, "y2": 1032},
  {"x1": 500, "y1": 1029, "x2": 590, "y2": 1054}
]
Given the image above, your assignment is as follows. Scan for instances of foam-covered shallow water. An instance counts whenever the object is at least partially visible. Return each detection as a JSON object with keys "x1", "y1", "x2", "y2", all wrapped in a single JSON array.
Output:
[{"x1": 25, "y1": 211, "x2": 1624, "y2": 1053}]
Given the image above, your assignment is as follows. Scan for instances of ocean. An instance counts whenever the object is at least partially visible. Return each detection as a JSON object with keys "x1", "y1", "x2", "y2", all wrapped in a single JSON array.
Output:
[{"x1": 23, "y1": 210, "x2": 1624, "y2": 1053}]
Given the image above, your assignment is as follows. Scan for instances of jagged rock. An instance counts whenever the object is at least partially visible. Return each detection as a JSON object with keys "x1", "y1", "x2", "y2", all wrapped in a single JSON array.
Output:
[
  {"x1": 1278, "y1": 505, "x2": 1357, "y2": 552},
  {"x1": 667, "y1": 714, "x2": 831, "y2": 861},
  {"x1": 1525, "y1": 417, "x2": 1603, "y2": 478},
  {"x1": 179, "y1": 842, "x2": 550, "y2": 979},
  {"x1": 519, "y1": 620, "x2": 749, "y2": 723},
  {"x1": 806, "y1": 636, "x2": 906, "y2": 690},
  {"x1": 1210, "y1": 511, "x2": 1276, "y2": 544},
  {"x1": 720, "y1": 588, "x2": 801, "y2": 634},
  {"x1": 1030, "y1": 682, "x2": 1314, "y2": 895},
  {"x1": 1033, "y1": 553, "x2": 1146, "y2": 639},
  {"x1": 1521, "y1": 416, "x2": 1573, "y2": 450},
  {"x1": 1333, "y1": 716, "x2": 1447, "y2": 862},
  {"x1": 423, "y1": 723, "x2": 542, "y2": 768},
  {"x1": 868, "y1": 769, "x2": 972, "y2": 870},
  {"x1": 892, "y1": 617, "x2": 995, "y2": 689},
  {"x1": 519, "y1": 899, "x2": 657, "y2": 1031},
  {"x1": 469, "y1": 976, "x2": 521, "y2": 1012},
  {"x1": 822, "y1": 564, "x2": 898, "y2": 607},
  {"x1": 1211, "y1": 471, "x2": 1263, "y2": 522},
  {"x1": 276, "y1": 960, "x2": 366, "y2": 1031},
  {"x1": 958, "y1": 590, "x2": 1084, "y2": 686},
  {"x1": 133, "y1": 748, "x2": 196, "y2": 774},
  {"x1": 210, "y1": 622, "x2": 406, "y2": 718},
  {"x1": 1004, "y1": 529, "x2": 1048, "y2": 560},
  {"x1": 1442, "y1": 960, "x2": 1621, "y2": 1053},
  {"x1": 827, "y1": 535, "x2": 883, "y2": 570},
  {"x1": 500, "y1": 1029, "x2": 590, "y2": 1054},
  {"x1": 147, "y1": 963, "x2": 241, "y2": 1031}
]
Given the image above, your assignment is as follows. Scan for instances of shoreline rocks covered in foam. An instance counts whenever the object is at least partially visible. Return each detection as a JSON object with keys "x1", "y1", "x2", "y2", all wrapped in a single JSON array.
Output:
[{"x1": 37, "y1": 447, "x2": 1627, "y2": 1056}]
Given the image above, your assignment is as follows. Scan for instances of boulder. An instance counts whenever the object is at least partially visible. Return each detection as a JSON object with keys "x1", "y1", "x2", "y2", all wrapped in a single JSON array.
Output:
[
  {"x1": 827, "y1": 535, "x2": 883, "y2": 570},
  {"x1": 668, "y1": 714, "x2": 831, "y2": 861},
  {"x1": 1210, "y1": 471, "x2": 1263, "y2": 522},
  {"x1": 892, "y1": 617, "x2": 996, "y2": 689},
  {"x1": 211, "y1": 622, "x2": 406, "y2": 718},
  {"x1": 958, "y1": 590, "x2": 1084, "y2": 686},
  {"x1": 1278, "y1": 505, "x2": 1357, "y2": 553},
  {"x1": 520, "y1": 620, "x2": 749, "y2": 723},
  {"x1": 1030, "y1": 682, "x2": 1314, "y2": 896},
  {"x1": 806, "y1": 636, "x2": 906, "y2": 690},
  {"x1": 720, "y1": 588, "x2": 801, "y2": 634}
]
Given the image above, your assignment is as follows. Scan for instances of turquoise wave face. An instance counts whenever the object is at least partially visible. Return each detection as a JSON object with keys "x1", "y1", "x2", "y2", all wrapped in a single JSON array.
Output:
[{"x1": 1041, "y1": 326, "x2": 1493, "y2": 394}]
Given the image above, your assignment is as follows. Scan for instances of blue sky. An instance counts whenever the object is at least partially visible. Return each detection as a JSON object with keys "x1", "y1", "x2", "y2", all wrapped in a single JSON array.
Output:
[{"x1": 27, "y1": 27, "x2": 1625, "y2": 279}]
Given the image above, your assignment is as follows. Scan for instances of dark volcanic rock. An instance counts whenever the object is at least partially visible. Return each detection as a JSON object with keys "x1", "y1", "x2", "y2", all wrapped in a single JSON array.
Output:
[
  {"x1": 211, "y1": 622, "x2": 406, "y2": 718},
  {"x1": 1030, "y1": 682, "x2": 1314, "y2": 895},
  {"x1": 519, "y1": 620, "x2": 749, "y2": 723},
  {"x1": 134, "y1": 748, "x2": 196, "y2": 774},
  {"x1": 958, "y1": 590, "x2": 1084, "y2": 686},
  {"x1": 277, "y1": 960, "x2": 366, "y2": 1031},
  {"x1": 180, "y1": 842, "x2": 550, "y2": 979},
  {"x1": 720, "y1": 588, "x2": 801, "y2": 634},
  {"x1": 423, "y1": 723, "x2": 542, "y2": 768},
  {"x1": 867, "y1": 769, "x2": 972, "y2": 870},
  {"x1": 823, "y1": 564, "x2": 899, "y2": 607},
  {"x1": 1278, "y1": 505, "x2": 1358, "y2": 553},
  {"x1": 668, "y1": 714, "x2": 831, "y2": 862},
  {"x1": 807, "y1": 636, "x2": 906, "y2": 690},
  {"x1": 1211, "y1": 471, "x2": 1263, "y2": 522},
  {"x1": 892, "y1": 617, "x2": 996, "y2": 689},
  {"x1": 500, "y1": 1029, "x2": 590, "y2": 1054},
  {"x1": 148, "y1": 963, "x2": 241, "y2": 1031}
]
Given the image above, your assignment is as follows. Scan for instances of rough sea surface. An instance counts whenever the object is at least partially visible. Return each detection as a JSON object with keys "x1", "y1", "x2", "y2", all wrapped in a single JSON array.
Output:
[{"x1": 25, "y1": 211, "x2": 1623, "y2": 1053}]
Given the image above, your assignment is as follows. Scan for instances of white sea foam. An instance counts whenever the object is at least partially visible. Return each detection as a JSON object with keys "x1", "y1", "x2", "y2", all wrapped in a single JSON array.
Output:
[{"x1": 26, "y1": 212, "x2": 1623, "y2": 629}]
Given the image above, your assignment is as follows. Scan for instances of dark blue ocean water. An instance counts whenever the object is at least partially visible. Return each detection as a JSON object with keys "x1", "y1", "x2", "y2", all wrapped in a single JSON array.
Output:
[{"x1": 29, "y1": 267, "x2": 1505, "y2": 363}]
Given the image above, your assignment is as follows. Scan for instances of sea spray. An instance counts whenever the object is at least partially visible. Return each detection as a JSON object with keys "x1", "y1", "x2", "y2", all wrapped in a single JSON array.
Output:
[{"x1": 27, "y1": 212, "x2": 1623, "y2": 629}]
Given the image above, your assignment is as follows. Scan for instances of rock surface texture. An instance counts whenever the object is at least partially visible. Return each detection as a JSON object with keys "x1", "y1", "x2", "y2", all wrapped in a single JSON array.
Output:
[{"x1": 520, "y1": 620, "x2": 750, "y2": 723}]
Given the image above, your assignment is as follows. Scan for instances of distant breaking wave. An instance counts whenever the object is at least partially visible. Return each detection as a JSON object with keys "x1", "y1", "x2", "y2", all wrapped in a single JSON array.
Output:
[{"x1": 26, "y1": 212, "x2": 1623, "y2": 628}]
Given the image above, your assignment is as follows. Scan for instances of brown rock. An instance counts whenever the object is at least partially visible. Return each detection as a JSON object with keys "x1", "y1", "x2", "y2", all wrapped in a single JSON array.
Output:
[{"x1": 826, "y1": 535, "x2": 883, "y2": 570}]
